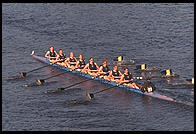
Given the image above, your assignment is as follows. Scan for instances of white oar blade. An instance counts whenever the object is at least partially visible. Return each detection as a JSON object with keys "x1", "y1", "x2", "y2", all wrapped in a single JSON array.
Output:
[{"x1": 31, "y1": 50, "x2": 35, "y2": 55}]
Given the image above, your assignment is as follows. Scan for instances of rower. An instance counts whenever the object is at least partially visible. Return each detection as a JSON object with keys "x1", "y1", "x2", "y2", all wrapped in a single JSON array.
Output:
[
  {"x1": 45, "y1": 46, "x2": 58, "y2": 63},
  {"x1": 82, "y1": 57, "x2": 99, "y2": 77},
  {"x1": 65, "y1": 52, "x2": 77, "y2": 70},
  {"x1": 75, "y1": 54, "x2": 86, "y2": 71},
  {"x1": 108, "y1": 65, "x2": 122, "y2": 83},
  {"x1": 56, "y1": 49, "x2": 67, "y2": 66},
  {"x1": 119, "y1": 68, "x2": 142, "y2": 89},
  {"x1": 98, "y1": 60, "x2": 110, "y2": 80}
]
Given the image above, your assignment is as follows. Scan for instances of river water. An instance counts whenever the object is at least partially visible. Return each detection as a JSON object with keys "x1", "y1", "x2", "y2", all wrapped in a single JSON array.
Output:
[{"x1": 2, "y1": 3, "x2": 194, "y2": 131}]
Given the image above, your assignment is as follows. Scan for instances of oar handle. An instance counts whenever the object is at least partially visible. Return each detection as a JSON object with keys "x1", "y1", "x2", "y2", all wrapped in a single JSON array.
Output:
[{"x1": 93, "y1": 85, "x2": 118, "y2": 95}]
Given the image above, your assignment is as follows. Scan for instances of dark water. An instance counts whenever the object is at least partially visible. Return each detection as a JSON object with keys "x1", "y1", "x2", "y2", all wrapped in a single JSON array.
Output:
[{"x1": 2, "y1": 3, "x2": 194, "y2": 131}]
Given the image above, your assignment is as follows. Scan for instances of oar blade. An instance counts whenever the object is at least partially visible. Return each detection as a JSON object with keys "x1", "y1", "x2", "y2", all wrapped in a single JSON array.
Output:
[
  {"x1": 87, "y1": 93, "x2": 94, "y2": 100},
  {"x1": 36, "y1": 79, "x2": 45, "y2": 85},
  {"x1": 19, "y1": 72, "x2": 27, "y2": 78},
  {"x1": 4, "y1": 72, "x2": 26, "y2": 81},
  {"x1": 31, "y1": 50, "x2": 35, "y2": 55}
]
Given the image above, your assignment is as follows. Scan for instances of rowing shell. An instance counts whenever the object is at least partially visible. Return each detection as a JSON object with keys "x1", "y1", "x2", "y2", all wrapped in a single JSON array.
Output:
[{"x1": 31, "y1": 52, "x2": 174, "y2": 102}]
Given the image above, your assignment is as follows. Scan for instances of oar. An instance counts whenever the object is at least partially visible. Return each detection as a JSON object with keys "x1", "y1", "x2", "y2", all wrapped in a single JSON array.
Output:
[
  {"x1": 45, "y1": 75, "x2": 96, "y2": 94},
  {"x1": 135, "y1": 64, "x2": 160, "y2": 72},
  {"x1": 94, "y1": 56, "x2": 124, "y2": 62},
  {"x1": 35, "y1": 71, "x2": 71, "y2": 85},
  {"x1": 56, "y1": 78, "x2": 94, "y2": 92},
  {"x1": 87, "y1": 84, "x2": 119, "y2": 100},
  {"x1": 19, "y1": 60, "x2": 60, "y2": 78},
  {"x1": 24, "y1": 70, "x2": 70, "y2": 87},
  {"x1": 45, "y1": 78, "x2": 94, "y2": 93},
  {"x1": 107, "y1": 60, "x2": 135, "y2": 66},
  {"x1": 116, "y1": 60, "x2": 135, "y2": 66}
]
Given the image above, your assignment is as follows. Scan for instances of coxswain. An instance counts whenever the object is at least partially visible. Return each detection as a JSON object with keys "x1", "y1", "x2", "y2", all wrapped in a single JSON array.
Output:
[
  {"x1": 75, "y1": 54, "x2": 86, "y2": 71},
  {"x1": 82, "y1": 57, "x2": 99, "y2": 77},
  {"x1": 56, "y1": 49, "x2": 67, "y2": 66},
  {"x1": 97, "y1": 60, "x2": 110, "y2": 80},
  {"x1": 119, "y1": 68, "x2": 142, "y2": 89},
  {"x1": 45, "y1": 46, "x2": 58, "y2": 63},
  {"x1": 65, "y1": 52, "x2": 77, "y2": 70},
  {"x1": 108, "y1": 65, "x2": 122, "y2": 83}
]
